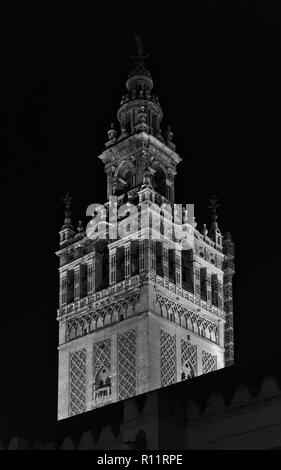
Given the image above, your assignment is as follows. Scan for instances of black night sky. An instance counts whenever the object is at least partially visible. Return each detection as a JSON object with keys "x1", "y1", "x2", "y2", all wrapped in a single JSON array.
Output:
[{"x1": 1, "y1": 3, "x2": 280, "y2": 440}]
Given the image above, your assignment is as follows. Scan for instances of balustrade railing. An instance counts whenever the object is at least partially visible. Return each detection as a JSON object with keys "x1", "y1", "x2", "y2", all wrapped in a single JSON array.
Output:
[{"x1": 93, "y1": 385, "x2": 112, "y2": 404}]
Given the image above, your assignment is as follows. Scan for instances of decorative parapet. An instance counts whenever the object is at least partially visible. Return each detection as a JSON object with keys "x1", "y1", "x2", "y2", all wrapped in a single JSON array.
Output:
[
  {"x1": 152, "y1": 273, "x2": 225, "y2": 320},
  {"x1": 194, "y1": 232, "x2": 223, "y2": 255},
  {"x1": 58, "y1": 269, "x2": 226, "y2": 328},
  {"x1": 57, "y1": 271, "x2": 225, "y2": 323},
  {"x1": 57, "y1": 274, "x2": 142, "y2": 319}
]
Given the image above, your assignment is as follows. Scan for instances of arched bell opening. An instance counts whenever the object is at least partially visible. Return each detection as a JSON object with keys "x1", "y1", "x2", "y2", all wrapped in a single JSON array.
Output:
[
  {"x1": 114, "y1": 161, "x2": 135, "y2": 196},
  {"x1": 152, "y1": 165, "x2": 167, "y2": 198}
]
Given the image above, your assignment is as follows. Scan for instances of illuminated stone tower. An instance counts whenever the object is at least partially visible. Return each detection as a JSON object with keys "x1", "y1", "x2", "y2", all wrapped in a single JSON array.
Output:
[{"x1": 56, "y1": 37, "x2": 235, "y2": 420}]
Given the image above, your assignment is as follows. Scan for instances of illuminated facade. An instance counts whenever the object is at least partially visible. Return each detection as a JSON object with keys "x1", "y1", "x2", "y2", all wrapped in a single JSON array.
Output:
[{"x1": 56, "y1": 39, "x2": 235, "y2": 420}]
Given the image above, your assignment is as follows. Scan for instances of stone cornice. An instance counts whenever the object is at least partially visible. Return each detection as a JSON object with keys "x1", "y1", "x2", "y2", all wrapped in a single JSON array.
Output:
[{"x1": 98, "y1": 132, "x2": 181, "y2": 167}]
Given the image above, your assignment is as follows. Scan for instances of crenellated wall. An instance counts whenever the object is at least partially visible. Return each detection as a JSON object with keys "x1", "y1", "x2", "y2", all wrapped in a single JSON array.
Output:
[{"x1": 3, "y1": 359, "x2": 281, "y2": 450}]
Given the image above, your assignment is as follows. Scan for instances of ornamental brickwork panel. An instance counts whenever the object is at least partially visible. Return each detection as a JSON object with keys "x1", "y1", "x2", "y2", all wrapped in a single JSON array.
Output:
[
  {"x1": 202, "y1": 350, "x2": 217, "y2": 374},
  {"x1": 160, "y1": 330, "x2": 176, "y2": 386},
  {"x1": 118, "y1": 330, "x2": 137, "y2": 400},
  {"x1": 69, "y1": 348, "x2": 87, "y2": 416}
]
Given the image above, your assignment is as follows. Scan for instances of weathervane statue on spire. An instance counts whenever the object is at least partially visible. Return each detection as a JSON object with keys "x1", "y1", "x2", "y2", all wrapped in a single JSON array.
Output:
[
  {"x1": 129, "y1": 32, "x2": 150, "y2": 76},
  {"x1": 133, "y1": 32, "x2": 144, "y2": 57}
]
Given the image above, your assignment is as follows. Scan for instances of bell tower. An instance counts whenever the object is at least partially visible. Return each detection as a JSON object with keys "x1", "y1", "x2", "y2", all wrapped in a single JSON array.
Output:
[{"x1": 56, "y1": 36, "x2": 235, "y2": 420}]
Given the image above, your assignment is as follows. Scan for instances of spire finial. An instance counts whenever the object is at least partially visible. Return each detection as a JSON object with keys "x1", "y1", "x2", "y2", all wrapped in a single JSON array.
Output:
[
  {"x1": 77, "y1": 220, "x2": 84, "y2": 233},
  {"x1": 62, "y1": 191, "x2": 72, "y2": 228},
  {"x1": 208, "y1": 194, "x2": 220, "y2": 217},
  {"x1": 208, "y1": 194, "x2": 221, "y2": 240},
  {"x1": 105, "y1": 123, "x2": 117, "y2": 147},
  {"x1": 166, "y1": 125, "x2": 176, "y2": 151},
  {"x1": 202, "y1": 223, "x2": 208, "y2": 237}
]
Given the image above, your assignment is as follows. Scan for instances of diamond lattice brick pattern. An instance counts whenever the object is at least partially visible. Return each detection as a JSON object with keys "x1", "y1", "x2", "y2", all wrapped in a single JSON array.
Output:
[
  {"x1": 160, "y1": 330, "x2": 176, "y2": 386},
  {"x1": 93, "y1": 338, "x2": 111, "y2": 377},
  {"x1": 202, "y1": 350, "x2": 217, "y2": 374},
  {"x1": 118, "y1": 329, "x2": 137, "y2": 400},
  {"x1": 70, "y1": 348, "x2": 87, "y2": 416},
  {"x1": 181, "y1": 340, "x2": 197, "y2": 373}
]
